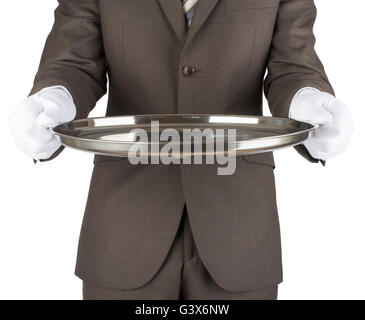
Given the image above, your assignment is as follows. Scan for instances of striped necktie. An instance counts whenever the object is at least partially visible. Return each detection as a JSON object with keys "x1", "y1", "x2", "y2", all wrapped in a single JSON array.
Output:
[{"x1": 182, "y1": 0, "x2": 199, "y2": 27}]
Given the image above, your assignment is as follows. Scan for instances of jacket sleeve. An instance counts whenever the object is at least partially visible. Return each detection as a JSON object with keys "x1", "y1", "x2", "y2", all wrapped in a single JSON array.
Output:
[
  {"x1": 30, "y1": 0, "x2": 107, "y2": 120},
  {"x1": 264, "y1": 0, "x2": 334, "y2": 163}
]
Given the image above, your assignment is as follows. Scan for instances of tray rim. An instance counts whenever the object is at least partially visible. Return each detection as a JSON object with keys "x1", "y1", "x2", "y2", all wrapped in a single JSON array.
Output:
[{"x1": 52, "y1": 114, "x2": 318, "y2": 145}]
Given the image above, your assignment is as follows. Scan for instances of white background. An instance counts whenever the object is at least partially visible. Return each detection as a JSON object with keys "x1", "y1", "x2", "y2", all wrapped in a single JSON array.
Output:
[{"x1": 0, "y1": 0, "x2": 364, "y2": 300}]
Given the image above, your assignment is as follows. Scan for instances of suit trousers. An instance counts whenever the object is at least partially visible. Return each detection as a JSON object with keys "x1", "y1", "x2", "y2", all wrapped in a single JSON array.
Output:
[{"x1": 82, "y1": 207, "x2": 278, "y2": 300}]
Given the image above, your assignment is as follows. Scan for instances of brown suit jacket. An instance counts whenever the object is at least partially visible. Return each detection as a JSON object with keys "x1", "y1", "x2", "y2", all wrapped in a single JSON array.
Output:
[{"x1": 30, "y1": 0, "x2": 334, "y2": 292}]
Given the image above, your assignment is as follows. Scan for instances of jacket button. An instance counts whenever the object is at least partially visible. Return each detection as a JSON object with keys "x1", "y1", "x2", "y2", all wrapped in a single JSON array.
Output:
[{"x1": 182, "y1": 65, "x2": 197, "y2": 77}]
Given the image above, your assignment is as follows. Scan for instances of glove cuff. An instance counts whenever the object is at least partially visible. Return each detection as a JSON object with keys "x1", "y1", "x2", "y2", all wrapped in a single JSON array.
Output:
[
  {"x1": 37, "y1": 86, "x2": 77, "y2": 122},
  {"x1": 288, "y1": 87, "x2": 321, "y2": 118}
]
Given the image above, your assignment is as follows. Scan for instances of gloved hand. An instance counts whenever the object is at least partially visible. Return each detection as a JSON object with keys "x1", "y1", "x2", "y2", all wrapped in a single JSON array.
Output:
[
  {"x1": 289, "y1": 88, "x2": 354, "y2": 161},
  {"x1": 9, "y1": 86, "x2": 76, "y2": 160}
]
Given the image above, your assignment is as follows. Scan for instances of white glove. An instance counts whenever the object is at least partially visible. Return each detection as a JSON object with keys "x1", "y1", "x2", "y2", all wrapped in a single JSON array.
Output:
[
  {"x1": 289, "y1": 87, "x2": 354, "y2": 161},
  {"x1": 9, "y1": 86, "x2": 76, "y2": 160}
]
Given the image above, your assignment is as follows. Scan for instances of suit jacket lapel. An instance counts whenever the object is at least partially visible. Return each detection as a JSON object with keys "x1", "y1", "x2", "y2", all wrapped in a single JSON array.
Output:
[
  {"x1": 158, "y1": 0, "x2": 186, "y2": 46},
  {"x1": 185, "y1": 0, "x2": 221, "y2": 45},
  {"x1": 158, "y1": 0, "x2": 221, "y2": 47}
]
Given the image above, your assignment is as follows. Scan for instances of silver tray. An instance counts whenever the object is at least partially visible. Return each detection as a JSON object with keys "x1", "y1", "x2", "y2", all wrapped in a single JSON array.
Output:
[{"x1": 52, "y1": 114, "x2": 316, "y2": 157}]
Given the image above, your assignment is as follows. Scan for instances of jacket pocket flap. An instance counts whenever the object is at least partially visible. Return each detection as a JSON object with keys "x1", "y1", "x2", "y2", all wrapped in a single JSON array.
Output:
[
  {"x1": 93, "y1": 154, "x2": 127, "y2": 164},
  {"x1": 225, "y1": 0, "x2": 279, "y2": 10}
]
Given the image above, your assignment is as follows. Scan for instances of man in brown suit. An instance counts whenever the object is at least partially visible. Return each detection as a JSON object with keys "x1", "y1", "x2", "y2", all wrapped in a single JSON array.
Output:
[{"x1": 10, "y1": 0, "x2": 353, "y2": 299}]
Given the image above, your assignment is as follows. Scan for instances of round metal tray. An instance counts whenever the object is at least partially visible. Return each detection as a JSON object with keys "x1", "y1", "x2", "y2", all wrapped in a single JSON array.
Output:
[{"x1": 52, "y1": 114, "x2": 316, "y2": 157}]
